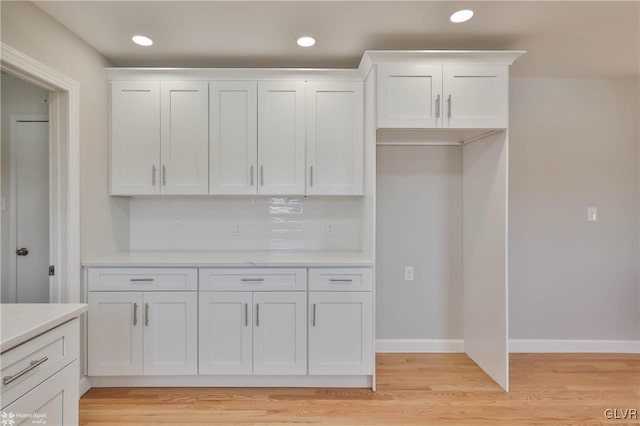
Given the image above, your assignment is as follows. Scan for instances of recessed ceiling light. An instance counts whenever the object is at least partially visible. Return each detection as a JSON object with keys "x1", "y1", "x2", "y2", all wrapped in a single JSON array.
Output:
[
  {"x1": 450, "y1": 9, "x2": 474, "y2": 23},
  {"x1": 296, "y1": 36, "x2": 316, "y2": 47},
  {"x1": 132, "y1": 35, "x2": 153, "y2": 47}
]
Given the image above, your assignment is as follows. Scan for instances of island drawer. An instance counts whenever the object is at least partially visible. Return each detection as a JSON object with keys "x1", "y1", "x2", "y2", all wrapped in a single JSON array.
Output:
[
  {"x1": 199, "y1": 268, "x2": 307, "y2": 291},
  {"x1": 1, "y1": 318, "x2": 79, "y2": 408},
  {"x1": 309, "y1": 268, "x2": 373, "y2": 291}
]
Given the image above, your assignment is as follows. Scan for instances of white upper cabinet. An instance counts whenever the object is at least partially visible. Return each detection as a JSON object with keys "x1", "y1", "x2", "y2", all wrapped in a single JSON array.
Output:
[
  {"x1": 111, "y1": 81, "x2": 160, "y2": 195},
  {"x1": 376, "y1": 63, "x2": 509, "y2": 129},
  {"x1": 161, "y1": 81, "x2": 209, "y2": 194},
  {"x1": 443, "y1": 65, "x2": 508, "y2": 129},
  {"x1": 377, "y1": 64, "x2": 443, "y2": 129},
  {"x1": 209, "y1": 81, "x2": 258, "y2": 195},
  {"x1": 306, "y1": 82, "x2": 364, "y2": 195},
  {"x1": 257, "y1": 82, "x2": 306, "y2": 195}
]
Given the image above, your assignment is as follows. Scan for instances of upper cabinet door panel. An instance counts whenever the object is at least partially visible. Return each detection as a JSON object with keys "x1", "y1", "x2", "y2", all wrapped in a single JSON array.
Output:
[
  {"x1": 377, "y1": 64, "x2": 443, "y2": 129},
  {"x1": 257, "y1": 81, "x2": 306, "y2": 195},
  {"x1": 306, "y1": 82, "x2": 364, "y2": 196},
  {"x1": 111, "y1": 81, "x2": 160, "y2": 195},
  {"x1": 160, "y1": 81, "x2": 209, "y2": 194},
  {"x1": 443, "y1": 65, "x2": 508, "y2": 129},
  {"x1": 209, "y1": 81, "x2": 258, "y2": 195}
]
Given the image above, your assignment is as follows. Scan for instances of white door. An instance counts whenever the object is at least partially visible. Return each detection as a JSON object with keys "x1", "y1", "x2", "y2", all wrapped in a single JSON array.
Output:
[
  {"x1": 88, "y1": 292, "x2": 143, "y2": 376},
  {"x1": 377, "y1": 64, "x2": 443, "y2": 128},
  {"x1": 257, "y1": 81, "x2": 306, "y2": 195},
  {"x1": 199, "y1": 292, "x2": 253, "y2": 375},
  {"x1": 110, "y1": 81, "x2": 160, "y2": 195},
  {"x1": 306, "y1": 82, "x2": 364, "y2": 195},
  {"x1": 308, "y1": 292, "x2": 373, "y2": 375},
  {"x1": 11, "y1": 118, "x2": 50, "y2": 303},
  {"x1": 462, "y1": 132, "x2": 509, "y2": 390},
  {"x1": 443, "y1": 65, "x2": 508, "y2": 129},
  {"x1": 209, "y1": 81, "x2": 258, "y2": 195},
  {"x1": 253, "y1": 292, "x2": 307, "y2": 375},
  {"x1": 143, "y1": 292, "x2": 198, "y2": 375},
  {"x1": 2, "y1": 360, "x2": 79, "y2": 425},
  {"x1": 160, "y1": 81, "x2": 209, "y2": 194}
]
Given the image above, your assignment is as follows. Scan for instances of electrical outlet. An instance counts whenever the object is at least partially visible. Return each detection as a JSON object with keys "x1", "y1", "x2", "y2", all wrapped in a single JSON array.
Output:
[
  {"x1": 587, "y1": 207, "x2": 598, "y2": 222},
  {"x1": 233, "y1": 224, "x2": 242, "y2": 236},
  {"x1": 327, "y1": 224, "x2": 335, "y2": 235},
  {"x1": 404, "y1": 266, "x2": 414, "y2": 281}
]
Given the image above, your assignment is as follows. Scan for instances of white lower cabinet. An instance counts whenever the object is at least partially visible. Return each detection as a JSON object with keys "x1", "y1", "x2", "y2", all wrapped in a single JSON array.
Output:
[
  {"x1": 199, "y1": 291, "x2": 307, "y2": 376},
  {"x1": 308, "y1": 292, "x2": 373, "y2": 375},
  {"x1": 253, "y1": 292, "x2": 307, "y2": 375},
  {"x1": 88, "y1": 291, "x2": 197, "y2": 376}
]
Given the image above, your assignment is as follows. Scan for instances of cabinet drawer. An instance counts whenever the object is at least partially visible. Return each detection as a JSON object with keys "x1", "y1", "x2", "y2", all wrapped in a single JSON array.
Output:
[
  {"x1": 1, "y1": 319, "x2": 79, "y2": 408},
  {"x1": 309, "y1": 268, "x2": 373, "y2": 291},
  {"x1": 199, "y1": 268, "x2": 307, "y2": 291},
  {"x1": 88, "y1": 268, "x2": 197, "y2": 291}
]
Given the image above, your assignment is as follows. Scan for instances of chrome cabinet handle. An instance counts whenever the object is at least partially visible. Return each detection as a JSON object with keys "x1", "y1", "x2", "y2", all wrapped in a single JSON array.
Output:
[
  {"x1": 447, "y1": 94, "x2": 452, "y2": 118},
  {"x1": 152, "y1": 165, "x2": 157, "y2": 186},
  {"x1": 329, "y1": 278, "x2": 353, "y2": 283},
  {"x1": 241, "y1": 278, "x2": 264, "y2": 282},
  {"x1": 145, "y1": 303, "x2": 149, "y2": 326},
  {"x1": 435, "y1": 94, "x2": 441, "y2": 118},
  {"x1": 133, "y1": 303, "x2": 138, "y2": 326},
  {"x1": 244, "y1": 303, "x2": 248, "y2": 326},
  {"x1": 260, "y1": 166, "x2": 264, "y2": 186},
  {"x1": 256, "y1": 303, "x2": 259, "y2": 327},
  {"x1": 162, "y1": 165, "x2": 167, "y2": 186},
  {"x1": 310, "y1": 166, "x2": 314, "y2": 187},
  {"x1": 312, "y1": 303, "x2": 316, "y2": 327},
  {"x1": 130, "y1": 278, "x2": 154, "y2": 282},
  {"x1": 250, "y1": 165, "x2": 254, "y2": 186},
  {"x1": 2, "y1": 357, "x2": 48, "y2": 385}
]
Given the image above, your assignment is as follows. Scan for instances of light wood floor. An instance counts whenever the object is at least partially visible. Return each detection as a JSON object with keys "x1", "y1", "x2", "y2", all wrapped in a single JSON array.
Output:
[{"x1": 80, "y1": 353, "x2": 640, "y2": 425}]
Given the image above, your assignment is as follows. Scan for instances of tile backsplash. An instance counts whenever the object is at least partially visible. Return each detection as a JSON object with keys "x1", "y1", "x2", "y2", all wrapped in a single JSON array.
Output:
[{"x1": 130, "y1": 196, "x2": 364, "y2": 251}]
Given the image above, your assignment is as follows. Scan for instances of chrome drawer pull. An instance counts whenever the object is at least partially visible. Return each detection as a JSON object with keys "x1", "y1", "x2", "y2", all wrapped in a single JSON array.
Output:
[
  {"x1": 3, "y1": 357, "x2": 48, "y2": 385},
  {"x1": 329, "y1": 278, "x2": 353, "y2": 283},
  {"x1": 241, "y1": 278, "x2": 264, "y2": 282},
  {"x1": 130, "y1": 278, "x2": 154, "y2": 282}
]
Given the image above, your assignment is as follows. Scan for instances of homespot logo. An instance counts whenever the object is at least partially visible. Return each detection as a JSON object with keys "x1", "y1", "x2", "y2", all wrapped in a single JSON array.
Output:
[
  {"x1": 604, "y1": 408, "x2": 638, "y2": 420},
  {"x1": 1, "y1": 411, "x2": 47, "y2": 424}
]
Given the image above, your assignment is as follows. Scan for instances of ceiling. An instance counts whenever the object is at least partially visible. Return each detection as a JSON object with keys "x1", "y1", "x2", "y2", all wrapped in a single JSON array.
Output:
[{"x1": 33, "y1": 1, "x2": 640, "y2": 78}]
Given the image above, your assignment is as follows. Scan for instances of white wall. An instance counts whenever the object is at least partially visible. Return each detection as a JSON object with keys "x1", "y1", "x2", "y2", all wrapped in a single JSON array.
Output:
[
  {"x1": 375, "y1": 77, "x2": 640, "y2": 344},
  {"x1": 509, "y1": 77, "x2": 640, "y2": 341},
  {"x1": 0, "y1": 73, "x2": 49, "y2": 301},
  {"x1": 1, "y1": 1, "x2": 130, "y2": 263}
]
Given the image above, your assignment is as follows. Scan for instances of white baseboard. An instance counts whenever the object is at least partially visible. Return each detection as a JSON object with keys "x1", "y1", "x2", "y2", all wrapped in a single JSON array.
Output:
[
  {"x1": 376, "y1": 339, "x2": 464, "y2": 353},
  {"x1": 79, "y1": 376, "x2": 92, "y2": 396},
  {"x1": 509, "y1": 339, "x2": 640, "y2": 354}
]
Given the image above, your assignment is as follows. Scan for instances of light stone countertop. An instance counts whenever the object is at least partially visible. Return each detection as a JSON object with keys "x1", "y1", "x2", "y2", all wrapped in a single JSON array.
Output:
[
  {"x1": 82, "y1": 250, "x2": 374, "y2": 268},
  {"x1": 1, "y1": 303, "x2": 88, "y2": 352}
]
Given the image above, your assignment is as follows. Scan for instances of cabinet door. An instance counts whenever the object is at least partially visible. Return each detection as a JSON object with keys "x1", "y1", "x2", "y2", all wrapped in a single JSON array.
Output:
[
  {"x1": 111, "y1": 81, "x2": 160, "y2": 195},
  {"x1": 88, "y1": 292, "x2": 143, "y2": 376},
  {"x1": 160, "y1": 81, "x2": 209, "y2": 194},
  {"x1": 2, "y1": 360, "x2": 79, "y2": 424},
  {"x1": 308, "y1": 292, "x2": 373, "y2": 375},
  {"x1": 209, "y1": 81, "x2": 258, "y2": 195},
  {"x1": 377, "y1": 64, "x2": 443, "y2": 129},
  {"x1": 443, "y1": 65, "x2": 508, "y2": 129},
  {"x1": 306, "y1": 82, "x2": 364, "y2": 195},
  {"x1": 143, "y1": 292, "x2": 198, "y2": 375},
  {"x1": 257, "y1": 82, "x2": 306, "y2": 195},
  {"x1": 199, "y1": 292, "x2": 253, "y2": 375},
  {"x1": 253, "y1": 292, "x2": 307, "y2": 375}
]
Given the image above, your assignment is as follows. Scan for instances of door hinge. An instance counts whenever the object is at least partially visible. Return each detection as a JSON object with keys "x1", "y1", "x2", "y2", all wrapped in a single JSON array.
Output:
[{"x1": 49, "y1": 265, "x2": 55, "y2": 276}]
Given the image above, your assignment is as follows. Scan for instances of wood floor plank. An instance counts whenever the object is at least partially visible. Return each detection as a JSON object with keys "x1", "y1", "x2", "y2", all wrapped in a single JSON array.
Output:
[{"x1": 80, "y1": 353, "x2": 640, "y2": 425}]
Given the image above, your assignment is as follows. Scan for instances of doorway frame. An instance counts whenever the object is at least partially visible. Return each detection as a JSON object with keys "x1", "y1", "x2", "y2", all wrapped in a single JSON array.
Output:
[
  {"x1": 2, "y1": 43, "x2": 81, "y2": 303},
  {"x1": 8, "y1": 114, "x2": 50, "y2": 302}
]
